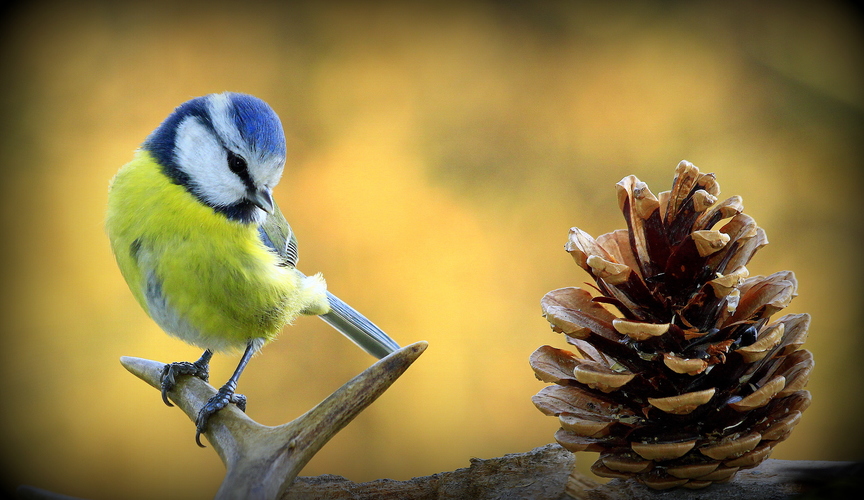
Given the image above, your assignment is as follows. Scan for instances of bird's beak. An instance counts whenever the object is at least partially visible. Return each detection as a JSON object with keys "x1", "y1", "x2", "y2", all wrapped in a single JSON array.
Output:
[{"x1": 248, "y1": 188, "x2": 274, "y2": 213}]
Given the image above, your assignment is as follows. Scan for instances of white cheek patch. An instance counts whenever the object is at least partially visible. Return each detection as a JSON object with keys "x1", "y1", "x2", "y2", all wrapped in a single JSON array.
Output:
[{"x1": 174, "y1": 116, "x2": 246, "y2": 207}]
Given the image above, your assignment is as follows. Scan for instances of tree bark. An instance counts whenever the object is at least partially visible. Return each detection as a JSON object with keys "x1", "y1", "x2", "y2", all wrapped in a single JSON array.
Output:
[{"x1": 284, "y1": 444, "x2": 861, "y2": 500}]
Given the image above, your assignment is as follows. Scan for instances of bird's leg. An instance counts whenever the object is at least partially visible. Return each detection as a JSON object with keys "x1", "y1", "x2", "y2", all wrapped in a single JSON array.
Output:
[
  {"x1": 194, "y1": 340, "x2": 257, "y2": 447},
  {"x1": 160, "y1": 349, "x2": 213, "y2": 407}
]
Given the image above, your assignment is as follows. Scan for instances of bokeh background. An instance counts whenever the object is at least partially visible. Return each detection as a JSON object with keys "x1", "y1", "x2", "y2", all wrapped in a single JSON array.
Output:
[{"x1": 1, "y1": 1, "x2": 862, "y2": 498}]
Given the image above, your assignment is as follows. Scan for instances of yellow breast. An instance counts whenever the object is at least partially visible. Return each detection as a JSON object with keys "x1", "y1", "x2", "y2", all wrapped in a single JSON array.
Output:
[{"x1": 105, "y1": 151, "x2": 303, "y2": 351}]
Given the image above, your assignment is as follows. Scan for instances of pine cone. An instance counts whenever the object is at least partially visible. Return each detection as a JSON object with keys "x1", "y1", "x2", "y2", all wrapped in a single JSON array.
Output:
[{"x1": 530, "y1": 161, "x2": 813, "y2": 490}]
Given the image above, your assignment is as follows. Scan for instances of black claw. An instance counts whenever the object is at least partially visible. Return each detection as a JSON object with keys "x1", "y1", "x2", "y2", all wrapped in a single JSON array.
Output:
[
  {"x1": 195, "y1": 427, "x2": 207, "y2": 448},
  {"x1": 194, "y1": 383, "x2": 243, "y2": 447},
  {"x1": 160, "y1": 364, "x2": 177, "y2": 407},
  {"x1": 232, "y1": 393, "x2": 247, "y2": 413},
  {"x1": 159, "y1": 355, "x2": 211, "y2": 407},
  {"x1": 189, "y1": 343, "x2": 255, "y2": 447}
]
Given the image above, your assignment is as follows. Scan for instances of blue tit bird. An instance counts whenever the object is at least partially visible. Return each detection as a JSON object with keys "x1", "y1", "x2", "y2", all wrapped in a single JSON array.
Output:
[{"x1": 106, "y1": 92, "x2": 400, "y2": 446}]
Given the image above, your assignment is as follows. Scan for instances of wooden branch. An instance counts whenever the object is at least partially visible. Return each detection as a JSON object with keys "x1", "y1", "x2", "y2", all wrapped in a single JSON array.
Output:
[
  {"x1": 285, "y1": 443, "x2": 584, "y2": 500},
  {"x1": 282, "y1": 445, "x2": 861, "y2": 500},
  {"x1": 120, "y1": 341, "x2": 427, "y2": 500}
]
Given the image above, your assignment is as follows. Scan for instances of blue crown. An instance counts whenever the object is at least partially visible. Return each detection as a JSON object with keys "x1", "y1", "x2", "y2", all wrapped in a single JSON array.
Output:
[{"x1": 228, "y1": 93, "x2": 286, "y2": 158}]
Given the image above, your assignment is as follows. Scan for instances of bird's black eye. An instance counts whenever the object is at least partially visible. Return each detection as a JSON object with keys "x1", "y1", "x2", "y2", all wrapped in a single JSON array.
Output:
[{"x1": 227, "y1": 150, "x2": 248, "y2": 175}]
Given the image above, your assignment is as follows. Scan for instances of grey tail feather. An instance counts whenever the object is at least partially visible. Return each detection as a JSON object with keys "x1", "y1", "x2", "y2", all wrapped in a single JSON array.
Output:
[{"x1": 319, "y1": 291, "x2": 400, "y2": 359}]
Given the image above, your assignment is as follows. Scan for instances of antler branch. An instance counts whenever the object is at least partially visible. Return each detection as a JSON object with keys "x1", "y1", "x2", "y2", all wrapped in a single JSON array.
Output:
[{"x1": 120, "y1": 341, "x2": 427, "y2": 500}]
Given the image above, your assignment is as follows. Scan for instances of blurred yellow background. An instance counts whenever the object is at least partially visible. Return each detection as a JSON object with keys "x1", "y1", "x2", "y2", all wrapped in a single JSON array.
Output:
[{"x1": 1, "y1": 1, "x2": 862, "y2": 498}]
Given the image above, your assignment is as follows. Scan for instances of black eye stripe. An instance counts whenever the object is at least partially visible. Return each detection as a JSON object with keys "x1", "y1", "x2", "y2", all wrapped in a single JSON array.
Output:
[{"x1": 226, "y1": 150, "x2": 255, "y2": 190}]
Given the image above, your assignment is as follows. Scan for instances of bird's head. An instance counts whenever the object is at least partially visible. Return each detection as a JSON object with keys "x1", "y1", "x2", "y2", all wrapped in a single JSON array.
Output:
[{"x1": 143, "y1": 92, "x2": 287, "y2": 224}]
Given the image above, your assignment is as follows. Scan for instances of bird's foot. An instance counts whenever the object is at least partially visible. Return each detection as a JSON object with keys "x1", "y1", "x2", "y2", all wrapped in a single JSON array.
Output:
[
  {"x1": 160, "y1": 359, "x2": 210, "y2": 407},
  {"x1": 194, "y1": 384, "x2": 246, "y2": 447}
]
